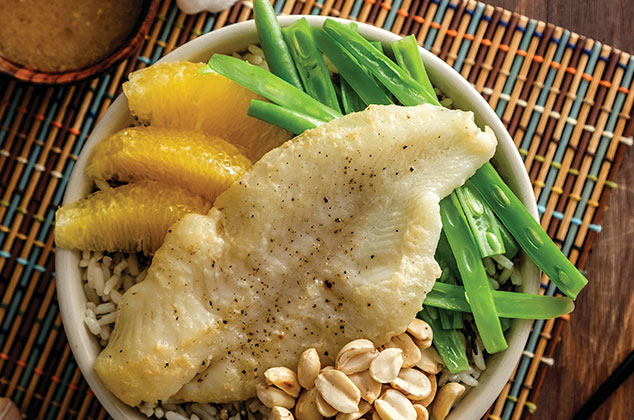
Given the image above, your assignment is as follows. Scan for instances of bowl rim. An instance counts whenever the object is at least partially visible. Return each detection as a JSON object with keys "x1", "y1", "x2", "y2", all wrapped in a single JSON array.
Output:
[
  {"x1": 0, "y1": 0, "x2": 160, "y2": 85},
  {"x1": 55, "y1": 15, "x2": 540, "y2": 420}
]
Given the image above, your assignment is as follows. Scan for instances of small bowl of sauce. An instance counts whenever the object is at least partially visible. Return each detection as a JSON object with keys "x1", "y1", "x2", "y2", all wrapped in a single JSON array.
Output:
[{"x1": 0, "y1": 0, "x2": 159, "y2": 84}]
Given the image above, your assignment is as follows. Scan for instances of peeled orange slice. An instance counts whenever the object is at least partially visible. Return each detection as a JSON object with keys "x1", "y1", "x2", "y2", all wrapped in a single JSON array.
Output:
[
  {"x1": 85, "y1": 126, "x2": 252, "y2": 202},
  {"x1": 55, "y1": 180, "x2": 210, "y2": 254},
  {"x1": 123, "y1": 61, "x2": 291, "y2": 161}
]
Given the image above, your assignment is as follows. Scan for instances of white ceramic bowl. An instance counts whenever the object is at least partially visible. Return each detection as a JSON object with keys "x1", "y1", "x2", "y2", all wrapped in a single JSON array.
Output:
[{"x1": 56, "y1": 16, "x2": 540, "y2": 420}]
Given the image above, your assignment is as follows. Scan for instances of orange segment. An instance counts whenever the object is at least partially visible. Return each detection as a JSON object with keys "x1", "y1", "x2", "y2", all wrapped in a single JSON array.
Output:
[
  {"x1": 55, "y1": 180, "x2": 210, "y2": 254},
  {"x1": 85, "y1": 126, "x2": 252, "y2": 202},
  {"x1": 123, "y1": 61, "x2": 291, "y2": 161}
]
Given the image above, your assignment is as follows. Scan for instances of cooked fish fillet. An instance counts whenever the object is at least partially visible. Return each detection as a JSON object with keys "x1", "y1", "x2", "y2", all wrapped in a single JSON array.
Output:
[{"x1": 94, "y1": 104, "x2": 497, "y2": 406}]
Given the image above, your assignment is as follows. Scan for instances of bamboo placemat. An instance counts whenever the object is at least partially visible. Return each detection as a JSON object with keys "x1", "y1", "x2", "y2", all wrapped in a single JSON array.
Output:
[{"x1": 0, "y1": 0, "x2": 632, "y2": 419}]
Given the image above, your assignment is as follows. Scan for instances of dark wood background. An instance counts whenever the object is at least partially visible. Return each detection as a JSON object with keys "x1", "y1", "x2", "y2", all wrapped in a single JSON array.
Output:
[{"x1": 487, "y1": 1, "x2": 634, "y2": 419}]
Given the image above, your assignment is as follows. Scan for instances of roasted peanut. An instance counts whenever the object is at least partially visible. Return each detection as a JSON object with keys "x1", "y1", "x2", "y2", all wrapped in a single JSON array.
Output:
[
  {"x1": 386, "y1": 334, "x2": 421, "y2": 368},
  {"x1": 270, "y1": 406, "x2": 295, "y2": 420},
  {"x1": 390, "y1": 368, "x2": 431, "y2": 400},
  {"x1": 412, "y1": 404, "x2": 429, "y2": 420},
  {"x1": 315, "y1": 392, "x2": 339, "y2": 417},
  {"x1": 406, "y1": 319, "x2": 432, "y2": 350},
  {"x1": 265, "y1": 367, "x2": 301, "y2": 398},
  {"x1": 296, "y1": 388, "x2": 324, "y2": 420},
  {"x1": 431, "y1": 383, "x2": 465, "y2": 420},
  {"x1": 335, "y1": 400, "x2": 371, "y2": 420},
  {"x1": 336, "y1": 339, "x2": 379, "y2": 375},
  {"x1": 417, "y1": 373, "x2": 436, "y2": 407},
  {"x1": 298, "y1": 348, "x2": 322, "y2": 389},
  {"x1": 374, "y1": 389, "x2": 416, "y2": 420},
  {"x1": 369, "y1": 348, "x2": 403, "y2": 383},
  {"x1": 414, "y1": 347, "x2": 444, "y2": 374},
  {"x1": 257, "y1": 383, "x2": 296, "y2": 409},
  {"x1": 314, "y1": 368, "x2": 361, "y2": 413},
  {"x1": 347, "y1": 370, "x2": 382, "y2": 403}
]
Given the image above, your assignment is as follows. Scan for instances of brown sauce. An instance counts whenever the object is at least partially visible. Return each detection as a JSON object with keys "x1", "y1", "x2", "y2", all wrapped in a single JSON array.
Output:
[{"x1": 0, "y1": 0, "x2": 145, "y2": 72}]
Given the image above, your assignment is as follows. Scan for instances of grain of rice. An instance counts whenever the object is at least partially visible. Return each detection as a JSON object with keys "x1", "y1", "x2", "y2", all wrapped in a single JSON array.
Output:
[
  {"x1": 483, "y1": 258, "x2": 496, "y2": 276},
  {"x1": 137, "y1": 268, "x2": 148, "y2": 283},
  {"x1": 104, "y1": 274, "x2": 122, "y2": 295},
  {"x1": 84, "y1": 283, "x2": 99, "y2": 305},
  {"x1": 247, "y1": 45, "x2": 264, "y2": 56},
  {"x1": 94, "y1": 302, "x2": 116, "y2": 315},
  {"x1": 242, "y1": 1, "x2": 253, "y2": 9},
  {"x1": 166, "y1": 412, "x2": 189, "y2": 420},
  {"x1": 114, "y1": 259, "x2": 129, "y2": 275},
  {"x1": 458, "y1": 371, "x2": 479, "y2": 387},
  {"x1": 86, "y1": 301, "x2": 97, "y2": 311},
  {"x1": 510, "y1": 268, "x2": 523, "y2": 286},
  {"x1": 492, "y1": 254, "x2": 513, "y2": 270},
  {"x1": 440, "y1": 97, "x2": 454, "y2": 108},
  {"x1": 103, "y1": 255, "x2": 113, "y2": 266},
  {"x1": 488, "y1": 277, "x2": 500, "y2": 290},
  {"x1": 95, "y1": 179, "x2": 112, "y2": 191},
  {"x1": 469, "y1": 365, "x2": 482, "y2": 380},
  {"x1": 84, "y1": 309, "x2": 101, "y2": 335},
  {"x1": 94, "y1": 251, "x2": 103, "y2": 261},
  {"x1": 110, "y1": 289, "x2": 122, "y2": 304},
  {"x1": 472, "y1": 339, "x2": 486, "y2": 371},
  {"x1": 82, "y1": 250, "x2": 91, "y2": 260},
  {"x1": 140, "y1": 406, "x2": 155, "y2": 417},
  {"x1": 98, "y1": 312, "x2": 117, "y2": 326},
  {"x1": 438, "y1": 370, "x2": 460, "y2": 387},
  {"x1": 192, "y1": 415, "x2": 201, "y2": 420},
  {"x1": 155, "y1": 407, "x2": 165, "y2": 418},
  {"x1": 79, "y1": 259, "x2": 89, "y2": 268},
  {"x1": 123, "y1": 274, "x2": 135, "y2": 291},
  {"x1": 191, "y1": 405, "x2": 215, "y2": 420},
  {"x1": 244, "y1": 53, "x2": 263, "y2": 65},
  {"x1": 87, "y1": 257, "x2": 98, "y2": 290},
  {"x1": 498, "y1": 266, "x2": 513, "y2": 284},
  {"x1": 101, "y1": 263, "x2": 111, "y2": 289},
  {"x1": 246, "y1": 401, "x2": 259, "y2": 413},
  {"x1": 128, "y1": 253, "x2": 140, "y2": 276},
  {"x1": 100, "y1": 325, "x2": 111, "y2": 341}
]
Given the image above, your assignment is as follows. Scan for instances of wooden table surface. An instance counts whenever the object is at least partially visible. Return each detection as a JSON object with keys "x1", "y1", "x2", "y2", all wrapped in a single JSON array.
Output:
[{"x1": 487, "y1": 1, "x2": 634, "y2": 419}]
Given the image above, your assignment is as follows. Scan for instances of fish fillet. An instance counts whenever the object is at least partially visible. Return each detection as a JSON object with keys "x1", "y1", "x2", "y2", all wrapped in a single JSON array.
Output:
[{"x1": 94, "y1": 104, "x2": 497, "y2": 406}]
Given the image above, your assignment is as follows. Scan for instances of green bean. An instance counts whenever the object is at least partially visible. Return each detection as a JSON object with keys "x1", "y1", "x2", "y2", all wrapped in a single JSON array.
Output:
[
  {"x1": 340, "y1": 78, "x2": 366, "y2": 113},
  {"x1": 436, "y1": 230, "x2": 459, "y2": 279},
  {"x1": 497, "y1": 215, "x2": 520, "y2": 259},
  {"x1": 253, "y1": 0, "x2": 303, "y2": 89},
  {"x1": 439, "y1": 308, "x2": 454, "y2": 330},
  {"x1": 425, "y1": 282, "x2": 575, "y2": 319},
  {"x1": 312, "y1": 28, "x2": 393, "y2": 106},
  {"x1": 440, "y1": 192, "x2": 507, "y2": 353},
  {"x1": 419, "y1": 308, "x2": 469, "y2": 373},
  {"x1": 248, "y1": 100, "x2": 324, "y2": 135},
  {"x1": 500, "y1": 317, "x2": 511, "y2": 332},
  {"x1": 469, "y1": 163, "x2": 588, "y2": 299},
  {"x1": 370, "y1": 40, "x2": 384, "y2": 53},
  {"x1": 322, "y1": 19, "x2": 439, "y2": 106},
  {"x1": 282, "y1": 19, "x2": 341, "y2": 112},
  {"x1": 452, "y1": 311, "x2": 464, "y2": 329},
  {"x1": 455, "y1": 185, "x2": 506, "y2": 258},
  {"x1": 207, "y1": 54, "x2": 341, "y2": 122},
  {"x1": 391, "y1": 35, "x2": 440, "y2": 106}
]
